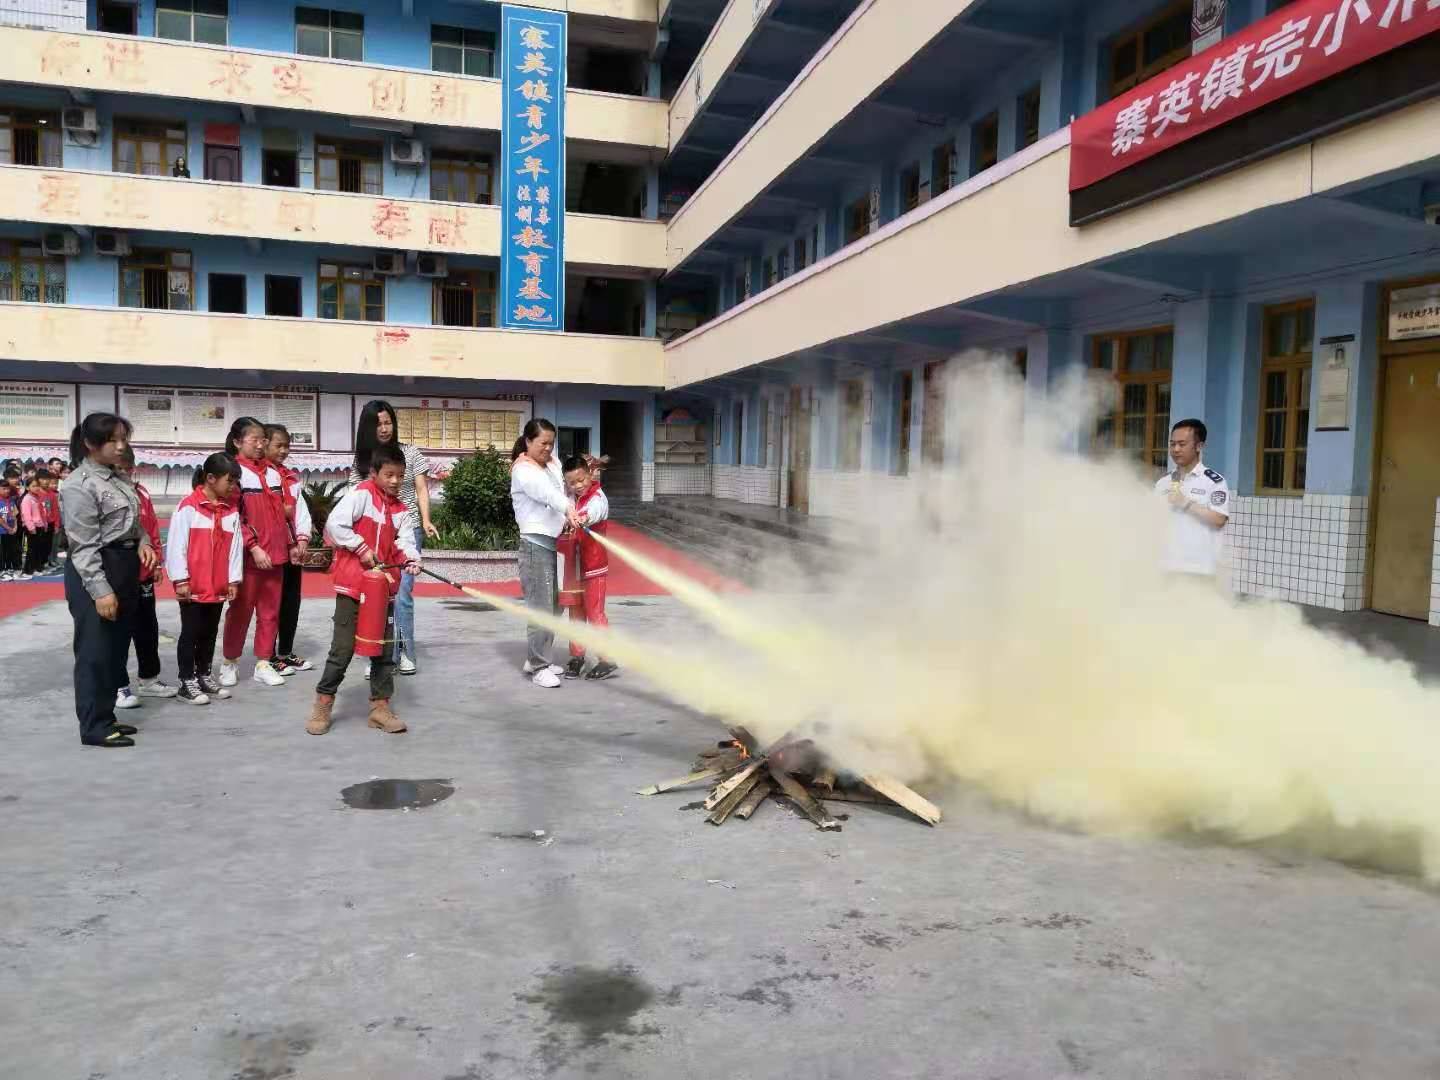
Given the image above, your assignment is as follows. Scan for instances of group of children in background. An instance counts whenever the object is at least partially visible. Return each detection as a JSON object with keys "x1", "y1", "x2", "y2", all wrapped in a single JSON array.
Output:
[{"x1": 0, "y1": 458, "x2": 69, "y2": 580}]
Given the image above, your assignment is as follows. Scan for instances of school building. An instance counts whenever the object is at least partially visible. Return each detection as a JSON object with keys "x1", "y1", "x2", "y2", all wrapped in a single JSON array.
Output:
[{"x1": 1, "y1": 0, "x2": 1439, "y2": 621}]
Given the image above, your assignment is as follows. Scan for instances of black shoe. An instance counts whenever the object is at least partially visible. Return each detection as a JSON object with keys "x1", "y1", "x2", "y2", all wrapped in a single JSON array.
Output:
[
  {"x1": 82, "y1": 729, "x2": 135, "y2": 747},
  {"x1": 112, "y1": 723, "x2": 138, "y2": 736},
  {"x1": 564, "y1": 657, "x2": 586, "y2": 680},
  {"x1": 585, "y1": 661, "x2": 618, "y2": 681}
]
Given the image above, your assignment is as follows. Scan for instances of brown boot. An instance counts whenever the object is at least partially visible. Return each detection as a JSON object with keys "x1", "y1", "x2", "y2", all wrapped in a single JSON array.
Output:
[
  {"x1": 367, "y1": 699, "x2": 406, "y2": 734},
  {"x1": 306, "y1": 693, "x2": 335, "y2": 736}
]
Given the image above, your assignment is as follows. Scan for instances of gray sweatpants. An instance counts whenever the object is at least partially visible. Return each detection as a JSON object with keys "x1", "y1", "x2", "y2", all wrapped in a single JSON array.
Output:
[{"x1": 518, "y1": 536, "x2": 558, "y2": 667}]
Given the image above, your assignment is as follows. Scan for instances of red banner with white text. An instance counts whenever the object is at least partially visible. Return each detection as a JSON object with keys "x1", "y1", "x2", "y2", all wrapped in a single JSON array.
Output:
[{"x1": 1070, "y1": 0, "x2": 1440, "y2": 191}]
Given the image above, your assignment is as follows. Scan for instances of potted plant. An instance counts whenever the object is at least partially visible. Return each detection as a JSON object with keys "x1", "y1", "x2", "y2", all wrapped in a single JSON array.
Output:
[
  {"x1": 300, "y1": 479, "x2": 349, "y2": 571},
  {"x1": 423, "y1": 448, "x2": 521, "y2": 584}
]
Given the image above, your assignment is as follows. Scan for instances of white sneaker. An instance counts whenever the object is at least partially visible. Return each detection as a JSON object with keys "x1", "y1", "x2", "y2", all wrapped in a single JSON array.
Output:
[
  {"x1": 219, "y1": 661, "x2": 239, "y2": 688},
  {"x1": 523, "y1": 661, "x2": 565, "y2": 677},
  {"x1": 252, "y1": 660, "x2": 285, "y2": 687},
  {"x1": 531, "y1": 668, "x2": 561, "y2": 688},
  {"x1": 115, "y1": 686, "x2": 140, "y2": 709},
  {"x1": 137, "y1": 677, "x2": 177, "y2": 699},
  {"x1": 14, "y1": 572, "x2": 30, "y2": 581},
  {"x1": 398, "y1": 653, "x2": 417, "y2": 675}
]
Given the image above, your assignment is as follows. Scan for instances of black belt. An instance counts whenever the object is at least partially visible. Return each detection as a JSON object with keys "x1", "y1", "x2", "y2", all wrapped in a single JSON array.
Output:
[{"x1": 103, "y1": 539, "x2": 138, "y2": 551}]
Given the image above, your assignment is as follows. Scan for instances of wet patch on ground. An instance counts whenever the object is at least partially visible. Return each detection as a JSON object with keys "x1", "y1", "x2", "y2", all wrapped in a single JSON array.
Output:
[
  {"x1": 340, "y1": 779, "x2": 454, "y2": 810},
  {"x1": 729, "y1": 970, "x2": 842, "y2": 1014},
  {"x1": 517, "y1": 963, "x2": 661, "y2": 1072}
]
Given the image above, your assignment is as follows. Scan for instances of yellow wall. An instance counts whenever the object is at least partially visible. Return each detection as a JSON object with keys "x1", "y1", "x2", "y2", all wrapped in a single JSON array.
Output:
[
  {"x1": 664, "y1": 97, "x2": 1440, "y2": 387},
  {"x1": 2, "y1": 302, "x2": 665, "y2": 386},
  {"x1": 0, "y1": 165, "x2": 666, "y2": 271},
  {"x1": 665, "y1": 0, "x2": 978, "y2": 271},
  {"x1": 0, "y1": 26, "x2": 666, "y2": 151}
]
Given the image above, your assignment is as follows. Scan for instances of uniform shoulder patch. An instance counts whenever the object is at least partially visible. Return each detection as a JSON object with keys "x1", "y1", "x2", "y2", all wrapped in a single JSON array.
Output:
[
  {"x1": 1211, "y1": 490, "x2": 1228, "y2": 507},
  {"x1": 1204, "y1": 468, "x2": 1225, "y2": 485}
]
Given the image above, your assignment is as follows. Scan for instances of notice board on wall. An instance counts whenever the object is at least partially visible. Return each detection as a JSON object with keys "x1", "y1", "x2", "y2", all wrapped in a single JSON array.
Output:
[
  {"x1": 0, "y1": 382, "x2": 74, "y2": 441},
  {"x1": 119, "y1": 387, "x2": 317, "y2": 447},
  {"x1": 387, "y1": 396, "x2": 530, "y2": 452}
]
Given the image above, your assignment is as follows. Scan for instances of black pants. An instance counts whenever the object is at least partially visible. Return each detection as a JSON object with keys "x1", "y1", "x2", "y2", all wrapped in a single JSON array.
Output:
[
  {"x1": 1, "y1": 532, "x2": 21, "y2": 571},
  {"x1": 317, "y1": 594, "x2": 395, "y2": 700},
  {"x1": 66, "y1": 547, "x2": 138, "y2": 743},
  {"x1": 24, "y1": 528, "x2": 52, "y2": 574},
  {"x1": 276, "y1": 562, "x2": 302, "y2": 658},
  {"x1": 130, "y1": 582, "x2": 161, "y2": 682},
  {"x1": 177, "y1": 601, "x2": 223, "y2": 680}
]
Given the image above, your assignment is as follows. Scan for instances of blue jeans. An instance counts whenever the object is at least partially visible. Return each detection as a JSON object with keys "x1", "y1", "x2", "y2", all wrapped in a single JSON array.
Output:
[{"x1": 396, "y1": 526, "x2": 422, "y2": 661}]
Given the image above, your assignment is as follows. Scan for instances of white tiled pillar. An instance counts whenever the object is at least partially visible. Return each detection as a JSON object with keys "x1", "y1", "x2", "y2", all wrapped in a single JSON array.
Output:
[{"x1": 1227, "y1": 494, "x2": 1370, "y2": 611}]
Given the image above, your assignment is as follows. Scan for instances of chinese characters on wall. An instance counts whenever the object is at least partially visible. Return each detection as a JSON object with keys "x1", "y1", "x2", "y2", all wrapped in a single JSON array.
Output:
[{"x1": 500, "y1": 5, "x2": 566, "y2": 331}]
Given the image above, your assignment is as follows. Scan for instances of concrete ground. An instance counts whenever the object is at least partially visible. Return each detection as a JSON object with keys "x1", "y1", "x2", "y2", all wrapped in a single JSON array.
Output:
[{"x1": 4, "y1": 595, "x2": 1440, "y2": 1080}]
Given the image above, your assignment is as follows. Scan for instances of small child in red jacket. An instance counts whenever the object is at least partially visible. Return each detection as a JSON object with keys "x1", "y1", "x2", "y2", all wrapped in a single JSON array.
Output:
[
  {"x1": 167, "y1": 453, "x2": 244, "y2": 705},
  {"x1": 559, "y1": 454, "x2": 617, "y2": 681},
  {"x1": 115, "y1": 447, "x2": 178, "y2": 708},
  {"x1": 307, "y1": 442, "x2": 420, "y2": 736}
]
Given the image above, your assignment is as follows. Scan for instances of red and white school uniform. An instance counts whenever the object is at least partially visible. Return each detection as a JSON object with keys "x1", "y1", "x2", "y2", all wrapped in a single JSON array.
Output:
[
  {"x1": 558, "y1": 481, "x2": 609, "y2": 658},
  {"x1": 165, "y1": 488, "x2": 244, "y2": 602},
  {"x1": 222, "y1": 455, "x2": 291, "y2": 662},
  {"x1": 276, "y1": 463, "x2": 312, "y2": 558},
  {"x1": 325, "y1": 479, "x2": 419, "y2": 600},
  {"x1": 135, "y1": 482, "x2": 161, "y2": 586}
]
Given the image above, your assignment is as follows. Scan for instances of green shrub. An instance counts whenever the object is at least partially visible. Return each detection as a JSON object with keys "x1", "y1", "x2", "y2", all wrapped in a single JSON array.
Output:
[
  {"x1": 433, "y1": 448, "x2": 518, "y2": 550},
  {"x1": 302, "y1": 480, "x2": 349, "y2": 545}
]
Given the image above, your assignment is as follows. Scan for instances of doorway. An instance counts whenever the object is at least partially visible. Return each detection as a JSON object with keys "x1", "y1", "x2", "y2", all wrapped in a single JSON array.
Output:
[
  {"x1": 558, "y1": 426, "x2": 590, "y2": 461},
  {"x1": 209, "y1": 273, "x2": 246, "y2": 314},
  {"x1": 599, "y1": 400, "x2": 641, "y2": 499},
  {"x1": 264, "y1": 274, "x2": 302, "y2": 317},
  {"x1": 98, "y1": 0, "x2": 137, "y2": 33},
  {"x1": 262, "y1": 148, "x2": 298, "y2": 187},
  {"x1": 787, "y1": 386, "x2": 812, "y2": 514},
  {"x1": 205, "y1": 144, "x2": 241, "y2": 183},
  {"x1": 1371, "y1": 349, "x2": 1440, "y2": 619}
]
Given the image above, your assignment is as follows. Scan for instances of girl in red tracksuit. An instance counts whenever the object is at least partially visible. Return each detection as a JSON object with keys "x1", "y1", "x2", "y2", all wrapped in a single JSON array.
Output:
[
  {"x1": 166, "y1": 453, "x2": 244, "y2": 706},
  {"x1": 219, "y1": 416, "x2": 293, "y2": 690},
  {"x1": 306, "y1": 442, "x2": 419, "y2": 737},
  {"x1": 265, "y1": 423, "x2": 313, "y2": 673},
  {"x1": 558, "y1": 455, "x2": 617, "y2": 681}
]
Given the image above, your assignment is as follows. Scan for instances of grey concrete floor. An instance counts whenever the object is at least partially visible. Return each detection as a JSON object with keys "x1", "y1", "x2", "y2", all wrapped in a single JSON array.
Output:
[{"x1": 4, "y1": 596, "x2": 1440, "y2": 1080}]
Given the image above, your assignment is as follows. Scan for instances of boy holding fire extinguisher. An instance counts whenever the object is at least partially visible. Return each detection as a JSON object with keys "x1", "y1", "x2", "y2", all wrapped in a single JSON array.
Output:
[{"x1": 307, "y1": 443, "x2": 420, "y2": 736}]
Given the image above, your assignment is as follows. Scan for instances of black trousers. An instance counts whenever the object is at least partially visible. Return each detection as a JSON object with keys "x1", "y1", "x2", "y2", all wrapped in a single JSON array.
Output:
[
  {"x1": 24, "y1": 528, "x2": 52, "y2": 574},
  {"x1": 131, "y1": 582, "x2": 161, "y2": 682},
  {"x1": 317, "y1": 594, "x2": 395, "y2": 700},
  {"x1": 177, "y1": 600, "x2": 223, "y2": 680},
  {"x1": 276, "y1": 562, "x2": 302, "y2": 657},
  {"x1": 1, "y1": 532, "x2": 21, "y2": 571},
  {"x1": 66, "y1": 548, "x2": 138, "y2": 743}
]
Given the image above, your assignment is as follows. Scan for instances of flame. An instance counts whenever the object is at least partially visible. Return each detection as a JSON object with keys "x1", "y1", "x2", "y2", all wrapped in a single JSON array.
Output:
[{"x1": 725, "y1": 739, "x2": 751, "y2": 760}]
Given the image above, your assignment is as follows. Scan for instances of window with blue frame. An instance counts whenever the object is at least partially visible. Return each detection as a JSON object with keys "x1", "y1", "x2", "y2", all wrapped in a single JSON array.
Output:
[
  {"x1": 156, "y1": 0, "x2": 227, "y2": 45},
  {"x1": 432, "y1": 26, "x2": 496, "y2": 78},
  {"x1": 295, "y1": 7, "x2": 363, "y2": 62}
]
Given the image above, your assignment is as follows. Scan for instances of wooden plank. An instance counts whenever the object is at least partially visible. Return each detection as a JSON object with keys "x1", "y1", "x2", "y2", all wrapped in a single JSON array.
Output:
[
  {"x1": 769, "y1": 765, "x2": 841, "y2": 830},
  {"x1": 703, "y1": 757, "x2": 767, "y2": 810},
  {"x1": 635, "y1": 762, "x2": 737, "y2": 796},
  {"x1": 860, "y1": 772, "x2": 942, "y2": 825},
  {"x1": 726, "y1": 726, "x2": 761, "y2": 754},
  {"x1": 734, "y1": 778, "x2": 773, "y2": 820},
  {"x1": 706, "y1": 769, "x2": 764, "y2": 826},
  {"x1": 811, "y1": 766, "x2": 837, "y2": 794},
  {"x1": 807, "y1": 785, "x2": 883, "y2": 804}
]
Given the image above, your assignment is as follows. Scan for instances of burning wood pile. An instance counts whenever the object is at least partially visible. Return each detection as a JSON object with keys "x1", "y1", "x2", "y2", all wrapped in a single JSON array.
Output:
[{"x1": 637, "y1": 726, "x2": 941, "y2": 829}]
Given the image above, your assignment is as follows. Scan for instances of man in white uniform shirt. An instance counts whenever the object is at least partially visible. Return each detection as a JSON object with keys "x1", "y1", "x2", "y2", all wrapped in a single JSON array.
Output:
[{"x1": 1154, "y1": 418, "x2": 1230, "y2": 576}]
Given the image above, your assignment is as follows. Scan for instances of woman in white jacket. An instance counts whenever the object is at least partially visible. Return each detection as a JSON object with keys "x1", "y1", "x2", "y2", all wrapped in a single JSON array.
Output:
[{"x1": 511, "y1": 418, "x2": 583, "y2": 688}]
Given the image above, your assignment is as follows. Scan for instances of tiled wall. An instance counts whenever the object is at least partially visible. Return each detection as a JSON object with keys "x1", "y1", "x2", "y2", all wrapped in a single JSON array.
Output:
[
  {"x1": 654, "y1": 463, "x2": 710, "y2": 496},
  {"x1": 712, "y1": 464, "x2": 780, "y2": 505},
  {"x1": 1228, "y1": 494, "x2": 1370, "y2": 612},
  {"x1": 1431, "y1": 498, "x2": 1440, "y2": 628},
  {"x1": 641, "y1": 461, "x2": 655, "y2": 503}
]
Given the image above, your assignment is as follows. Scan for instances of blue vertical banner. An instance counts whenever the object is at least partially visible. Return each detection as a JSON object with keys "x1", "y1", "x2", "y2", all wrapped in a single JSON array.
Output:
[{"x1": 500, "y1": 5, "x2": 567, "y2": 331}]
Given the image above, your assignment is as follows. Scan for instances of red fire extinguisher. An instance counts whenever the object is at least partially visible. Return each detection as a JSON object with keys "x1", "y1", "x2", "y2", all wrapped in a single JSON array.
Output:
[{"x1": 354, "y1": 568, "x2": 393, "y2": 658}]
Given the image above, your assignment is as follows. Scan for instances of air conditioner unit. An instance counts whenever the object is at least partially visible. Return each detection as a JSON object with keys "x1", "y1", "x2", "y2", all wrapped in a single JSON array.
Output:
[
  {"x1": 390, "y1": 139, "x2": 424, "y2": 166},
  {"x1": 41, "y1": 230, "x2": 79, "y2": 257},
  {"x1": 372, "y1": 251, "x2": 406, "y2": 276},
  {"x1": 94, "y1": 231, "x2": 131, "y2": 257},
  {"x1": 61, "y1": 107, "x2": 97, "y2": 134},
  {"x1": 415, "y1": 253, "x2": 447, "y2": 278}
]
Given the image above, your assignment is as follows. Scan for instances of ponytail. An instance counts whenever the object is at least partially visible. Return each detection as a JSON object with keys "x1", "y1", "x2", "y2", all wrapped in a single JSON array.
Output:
[
  {"x1": 192, "y1": 451, "x2": 241, "y2": 491},
  {"x1": 70, "y1": 412, "x2": 132, "y2": 467}
]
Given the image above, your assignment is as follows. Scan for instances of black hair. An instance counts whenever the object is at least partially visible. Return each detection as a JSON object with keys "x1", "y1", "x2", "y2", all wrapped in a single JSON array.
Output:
[
  {"x1": 369, "y1": 442, "x2": 406, "y2": 474},
  {"x1": 47, "y1": 457, "x2": 64, "y2": 468},
  {"x1": 31, "y1": 469, "x2": 52, "y2": 483},
  {"x1": 263, "y1": 423, "x2": 291, "y2": 442},
  {"x1": 354, "y1": 399, "x2": 400, "y2": 479},
  {"x1": 224, "y1": 416, "x2": 266, "y2": 458},
  {"x1": 511, "y1": 417, "x2": 557, "y2": 462},
  {"x1": 192, "y1": 451, "x2": 242, "y2": 490},
  {"x1": 69, "y1": 412, "x2": 132, "y2": 467},
  {"x1": 4, "y1": 468, "x2": 19, "y2": 480},
  {"x1": 561, "y1": 454, "x2": 591, "y2": 475},
  {"x1": 1171, "y1": 418, "x2": 1208, "y2": 444}
]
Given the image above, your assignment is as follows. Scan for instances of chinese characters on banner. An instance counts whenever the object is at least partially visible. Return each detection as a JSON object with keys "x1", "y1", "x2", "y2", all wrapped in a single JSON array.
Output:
[
  {"x1": 500, "y1": 5, "x2": 566, "y2": 331},
  {"x1": 1071, "y1": 0, "x2": 1440, "y2": 191}
]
